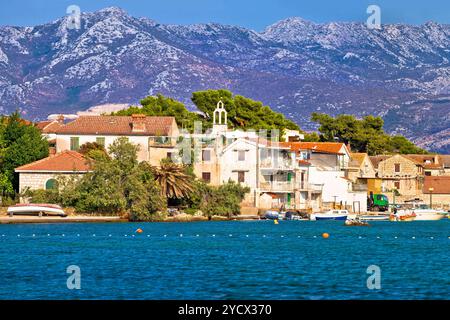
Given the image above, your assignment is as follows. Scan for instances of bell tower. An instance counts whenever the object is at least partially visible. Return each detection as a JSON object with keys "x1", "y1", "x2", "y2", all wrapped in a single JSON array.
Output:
[{"x1": 212, "y1": 100, "x2": 228, "y2": 134}]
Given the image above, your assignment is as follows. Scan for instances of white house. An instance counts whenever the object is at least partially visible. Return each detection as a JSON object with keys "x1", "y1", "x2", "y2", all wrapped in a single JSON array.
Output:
[{"x1": 52, "y1": 114, "x2": 179, "y2": 165}]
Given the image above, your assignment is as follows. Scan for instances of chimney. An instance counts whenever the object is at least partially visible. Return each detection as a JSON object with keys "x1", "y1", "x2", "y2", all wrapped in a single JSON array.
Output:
[
  {"x1": 57, "y1": 114, "x2": 64, "y2": 125},
  {"x1": 131, "y1": 114, "x2": 146, "y2": 132}
]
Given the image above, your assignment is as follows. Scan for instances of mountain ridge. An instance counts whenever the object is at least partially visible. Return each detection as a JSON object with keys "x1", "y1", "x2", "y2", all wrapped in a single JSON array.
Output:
[{"x1": 0, "y1": 7, "x2": 449, "y2": 152}]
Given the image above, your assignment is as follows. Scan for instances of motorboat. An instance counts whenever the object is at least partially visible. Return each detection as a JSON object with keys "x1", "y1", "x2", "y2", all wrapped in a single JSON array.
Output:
[
  {"x1": 393, "y1": 204, "x2": 446, "y2": 221},
  {"x1": 407, "y1": 204, "x2": 446, "y2": 221},
  {"x1": 7, "y1": 203, "x2": 67, "y2": 217},
  {"x1": 389, "y1": 212, "x2": 416, "y2": 222},
  {"x1": 310, "y1": 210, "x2": 349, "y2": 221},
  {"x1": 285, "y1": 211, "x2": 309, "y2": 221},
  {"x1": 264, "y1": 210, "x2": 281, "y2": 220}
]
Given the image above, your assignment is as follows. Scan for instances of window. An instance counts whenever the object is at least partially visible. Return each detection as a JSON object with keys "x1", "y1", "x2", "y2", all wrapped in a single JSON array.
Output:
[
  {"x1": 394, "y1": 181, "x2": 400, "y2": 190},
  {"x1": 425, "y1": 171, "x2": 431, "y2": 176},
  {"x1": 45, "y1": 179, "x2": 58, "y2": 190},
  {"x1": 202, "y1": 172, "x2": 211, "y2": 183},
  {"x1": 237, "y1": 171, "x2": 245, "y2": 183},
  {"x1": 394, "y1": 163, "x2": 401, "y2": 173},
  {"x1": 202, "y1": 150, "x2": 211, "y2": 162},
  {"x1": 70, "y1": 137, "x2": 79, "y2": 151},
  {"x1": 96, "y1": 137, "x2": 105, "y2": 147},
  {"x1": 167, "y1": 152, "x2": 173, "y2": 160},
  {"x1": 154, "y1": 136, "x2": 170, "y2": 145},
  {"x1": 238, "y1": 150, "x2": 246, "y2": 161}
]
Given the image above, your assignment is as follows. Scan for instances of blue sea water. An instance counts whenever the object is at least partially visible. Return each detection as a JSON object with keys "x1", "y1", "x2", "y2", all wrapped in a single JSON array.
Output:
[{"x1": 0, "y1": 220, "x2": 449, "y2": 300}]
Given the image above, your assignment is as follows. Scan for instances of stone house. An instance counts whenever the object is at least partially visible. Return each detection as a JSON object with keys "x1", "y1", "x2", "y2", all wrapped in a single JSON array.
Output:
[
  {"x1": 15, "y1": 151, "x2": 91, "y2": 192},
  {"x1": 53, "y1": 114, "x2": 179, "y2": 165},
  {"x1": 423, "y1": 176, "x2": 450, "y2": 209},
  {"x1": 371, "y1": 154, "x2": 425, "y2": 203}
]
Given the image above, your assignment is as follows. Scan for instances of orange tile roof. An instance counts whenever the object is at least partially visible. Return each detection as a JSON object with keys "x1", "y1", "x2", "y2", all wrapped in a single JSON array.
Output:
[
  {"x1": 15, "y1": 151, "x2": 91, "y2": 172},
  {"x1": 281, "y1": 142, "x2": 347, "y2": 154},
  {"x1": 423, "y1": 176, "x2": 450, "y2": 194},
  {"x1": 35, "y1": 121, "x2": 53, "y2": 130},
  {"x1": 404, "y1": 154, "x2": 443, "y2": 169},
  {"x1": 36, "y1": 120, "x2": 63, "y2": 133},
  {"x1": 54, "y1": 115, "x2": 176, "y2": 136}
]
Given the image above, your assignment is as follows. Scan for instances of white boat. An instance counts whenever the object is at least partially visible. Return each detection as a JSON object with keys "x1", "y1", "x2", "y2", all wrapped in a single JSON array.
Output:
[
  {"x1": 397, "y1": 204, "x2": 446, "y2": 221},
  {"x1": 7, "y1": 204, "x2": 67, "y2": 217},
  {"x1": 310, "y1": 210, "x2": 349, "y2": 221},
  {"x1": 358, "y1": 214, "x2": 390, "y2": 221}
]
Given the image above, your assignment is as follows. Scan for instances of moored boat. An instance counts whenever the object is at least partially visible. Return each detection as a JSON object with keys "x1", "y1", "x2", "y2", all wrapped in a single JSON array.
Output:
[
  {"x1": 345, "y1": 219, "x2": 370, "y2": 226},
  {"x1": 7, "y1": 204, "x2": 66, "y2": 217},
  {"x1": 394, "y1": 204, "x2": 446, "y2": 221},
  {"x1": 358, "y1": 214, "x2": 390, "y2": 221},
  {"x1": 264, "y1": 210, "x2": 281, "y2": 220},
  {"x1": 310, "y1": 210, "x2": 349, "y2": 221}
]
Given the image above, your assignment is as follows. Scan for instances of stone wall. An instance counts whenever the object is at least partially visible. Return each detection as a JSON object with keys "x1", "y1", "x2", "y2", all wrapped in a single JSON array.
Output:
[{"x1": 19, "y1": 172, "x2": 82, "y2": 192}]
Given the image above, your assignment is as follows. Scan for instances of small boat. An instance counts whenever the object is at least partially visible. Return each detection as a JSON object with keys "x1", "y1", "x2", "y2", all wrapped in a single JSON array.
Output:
[
  {"x1": 284, "y1": 211, "x2": 309, "y2": 221},
  {"x1": 389, "y1": 212, "x2": 416, "y2": 222},
  {"x1": 264, "y1": 210, "x2": 281, "y2": 220},
  {"x1": 345, "y1": 219, "x2": 370, "y2": 226},
  {"x1": 358, "y1": 214, "x2": 390, "y2": 221},
  {"x1": 310, "y1": 210, "x2": 349, "y2": 221},
  {"x1": 7, "y1": 203, "x2": 67, "y2": 217},
  {"x1": 407, "y1": 205, "x2": 446, "y2": 221}
]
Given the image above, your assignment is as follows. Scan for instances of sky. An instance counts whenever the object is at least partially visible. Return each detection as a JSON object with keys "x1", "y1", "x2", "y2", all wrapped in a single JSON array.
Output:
[{"x1": 0, "y1": 0, "x2": 449, "y2": 30}]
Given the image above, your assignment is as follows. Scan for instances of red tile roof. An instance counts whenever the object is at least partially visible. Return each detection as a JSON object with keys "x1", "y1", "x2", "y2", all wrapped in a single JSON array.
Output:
[
  {"x1": 54, "y1": 115, "x2": 176, "y2": 136},
  {"x1": 15, "y1": 151, "x2": 91, "y2": 172},
  {"x1": 35, "y1": 120, "x2": 63, "y2": 133},
  {"x1": 423, "y1": 176, "x2": 450, "y2": 194},
  {"x1": 281, "y1": 142, "x2": 347, "y2": 154}
]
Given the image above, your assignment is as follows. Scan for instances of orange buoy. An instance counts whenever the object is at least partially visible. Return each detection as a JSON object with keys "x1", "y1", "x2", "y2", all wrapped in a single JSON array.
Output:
[
  {"x1": 136, "y1": 228, "x2": 143, "y2": 234},
  {"x1": 322, "y1": 232, "x2": 329, "y2": 239}
]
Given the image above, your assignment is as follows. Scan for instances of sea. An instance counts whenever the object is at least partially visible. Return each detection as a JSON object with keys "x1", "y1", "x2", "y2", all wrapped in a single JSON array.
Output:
[{"x1": 0, "y1": 220, "x2": 448, "y2": 300}]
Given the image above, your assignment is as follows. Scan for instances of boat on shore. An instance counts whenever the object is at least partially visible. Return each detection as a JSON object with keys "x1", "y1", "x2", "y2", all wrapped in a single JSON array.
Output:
[
  {"x1": 7, "y1": 204, "x2": 67, "y2": 217},
  {"x1": 310, "y1": 210, "x2": 349, "y2": 221}
]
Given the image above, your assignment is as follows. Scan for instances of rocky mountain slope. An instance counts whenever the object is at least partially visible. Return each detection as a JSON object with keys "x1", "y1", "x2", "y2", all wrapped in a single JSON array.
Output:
[{"x1": 0, "y1": 7, "x2": 449, "y2": 152}]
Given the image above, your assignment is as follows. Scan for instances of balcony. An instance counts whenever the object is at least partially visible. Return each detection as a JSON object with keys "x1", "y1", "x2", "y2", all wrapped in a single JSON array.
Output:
[
  {"x1": 260, "y1": 181, "x2": 294, "y2": 192},
  {"x1": 352, "y1": 183, "x2": 368, "y2": 192},
  {"x1": 260, "y1": 158, "x2": 294, "y2": 170}
]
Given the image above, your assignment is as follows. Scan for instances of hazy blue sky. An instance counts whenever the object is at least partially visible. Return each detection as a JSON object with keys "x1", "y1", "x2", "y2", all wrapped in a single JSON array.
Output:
[{"x1": 0, "y1": 0, "x2": 449, "y2": 30}]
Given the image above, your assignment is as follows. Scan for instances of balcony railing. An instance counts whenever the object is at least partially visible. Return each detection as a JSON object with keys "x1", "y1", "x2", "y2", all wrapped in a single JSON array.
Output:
[
  {"x1": 260, "y1": 158, "x2": 293, "y2": 170},
  {"x1": 352, "y1": 183, "x2": 368, "y2": 192},
  {"x1": 260, "y1": 181, "x2": 295, "y2": 192}
]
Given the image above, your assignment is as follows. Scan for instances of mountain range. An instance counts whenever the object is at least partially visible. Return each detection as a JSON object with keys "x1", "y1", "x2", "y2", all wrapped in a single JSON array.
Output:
[{"x1": 0, "y1": 7, "x2": 449, "y2": 152}]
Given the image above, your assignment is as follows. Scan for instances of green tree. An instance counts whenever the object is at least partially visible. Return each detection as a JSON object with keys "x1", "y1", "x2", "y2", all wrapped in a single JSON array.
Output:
[
  {"x1": 114, "y1": 90, "x2": 302, "y2": 137},
  {"x1": 113, "y1": 94, "x2": 203, "y2": 131},
  {"x1": 200, "y1": 180, "x2": 250, "y2": 219},
  {"x1": 151, "y1": 159, "x2": 195, "y2": 199},
  {"x1": 58, "y1": 138, "x2": 166, "y2": 220},
  {"x1": 311, "y1": 112, "x2": 427, "y2": 155},
  {"x1": 0, "y1": 112, "x2": 49, "y2": 193},
  {"x1": 78, "y1": 142, "x2": 109, "y2": 160},
  {"x1": 192, "y1": 89, "x2": 300, "y2": 136}
]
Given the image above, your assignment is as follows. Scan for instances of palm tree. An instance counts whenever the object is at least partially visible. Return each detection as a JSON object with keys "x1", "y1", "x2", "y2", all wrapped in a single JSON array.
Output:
[{"x1": 152, "y1": 160, "x2": 194, "y2": 199}]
